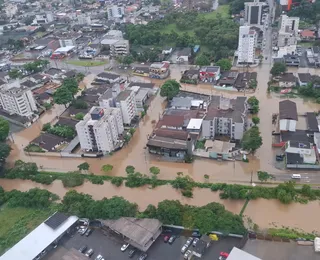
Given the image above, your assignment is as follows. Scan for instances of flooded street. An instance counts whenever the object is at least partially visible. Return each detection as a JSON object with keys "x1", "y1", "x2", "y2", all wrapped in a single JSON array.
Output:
[{"x1": 1, "y1": 178, "x2": 320, "y2": 233}]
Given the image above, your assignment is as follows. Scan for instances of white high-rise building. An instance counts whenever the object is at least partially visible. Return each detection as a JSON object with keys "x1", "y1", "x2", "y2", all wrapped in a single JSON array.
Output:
[
  {"x1": 107, "y1": 5, "x2": 124, "y2": 20},
  {"x1": 278, "y1": 14, "x2": 299, "y2": 34},
  {"x1": 244, "y1": 0, "x2": 265, "y2": 26},
  {"x1": 237, "y1": 26, "x2": 257, "y2": 64},
  {"x1": 116, "y1": 90, "x2": 137, "y2": 125},
  {"x1": 0, "y1": 82, "x2": 37, "y2": 118},
  {"x1": 76, "y1": 107, "x2": 124, "y2": 154}
]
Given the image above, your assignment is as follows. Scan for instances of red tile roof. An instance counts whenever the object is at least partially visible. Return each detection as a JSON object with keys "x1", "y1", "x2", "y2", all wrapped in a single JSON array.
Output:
[{"x1": 300, "y1": 30, "x2": 315, "y2": 38}]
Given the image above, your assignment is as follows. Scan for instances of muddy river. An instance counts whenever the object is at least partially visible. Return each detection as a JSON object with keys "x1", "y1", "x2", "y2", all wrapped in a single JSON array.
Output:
[{"x1": 1, "y1": 178, "x2": 319, "y2": 233}]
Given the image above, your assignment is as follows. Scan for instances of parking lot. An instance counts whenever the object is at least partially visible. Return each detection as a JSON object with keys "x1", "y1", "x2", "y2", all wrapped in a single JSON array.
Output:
[{"x1": 44, "y1": 227, "x2": 243, "y2": 260}]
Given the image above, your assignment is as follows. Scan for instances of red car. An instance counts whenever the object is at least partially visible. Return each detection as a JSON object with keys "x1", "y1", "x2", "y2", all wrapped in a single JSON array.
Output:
[
  {"x1": 164, "y1": 235, "x2": 170, "y2": 243},
  {"x1": 220, "y1": 252, "x2": 229, "y2": 258}
]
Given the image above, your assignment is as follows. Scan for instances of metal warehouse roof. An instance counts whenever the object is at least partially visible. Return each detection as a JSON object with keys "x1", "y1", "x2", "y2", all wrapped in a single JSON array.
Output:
[{"x1": 1, "y1": 213, "x2": 78, "y2": 260}]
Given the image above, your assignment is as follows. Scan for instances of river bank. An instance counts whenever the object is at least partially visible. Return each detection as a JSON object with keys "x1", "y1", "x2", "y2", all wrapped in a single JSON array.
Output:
[{"x1": 1, "y1": 178, "x2": 320, "y2": 233}]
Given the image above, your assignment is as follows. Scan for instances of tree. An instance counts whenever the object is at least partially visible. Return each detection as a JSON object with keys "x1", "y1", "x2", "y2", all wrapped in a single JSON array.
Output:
[
  {"x1": 195, "y1": 53, "x2": 210, "y2": 66},
  {"x1": 54, "y1": 87, "x2": 73, "y2": 107},
  {"x1": 157, "y1": 200, "x2": 183, "y2": 225},
  {"x1": 252, "y1": 116, "x2": 260, "y2": 125},
  {"x1": 249, "y1": 79, "x2": 257, "y2": 89},
  {"x1": 76, "y1": 73, "x2": 85, "y2": 83},
  {"x1": 257, "y1": 171, "x2": 273, "y2": 182},
  {"x1": 121, "y1": 55, "x2": 134, "y2": 66},
  {"x1": 216, "y1": 58, "x2": 232, "y2": 71},
  {"x1": 149, "y1": 166, "x2": 160, "y2": 175},
  {"x1": 62, "y1": 78, "x2": 78, "y2": 97},
  {"x1": 101, "y1": 164, "x2": 113, "y2": 173},
  {"x1": 78, "y1": 162, "x2": 89, "y2": 171},
  {"x1": 72, "y1": 100, "x2": 88, "y2": 109},
  {"x1": 0, "y1": 118, "x2": 9, "y2": 142},
  {"x1": 270, "y1": 62, "x2": 287, "y2": 76},
  {"x1": 194, "y1": 209, "x2": 216, "y2": 234},
  {"x1": 42, "y1": 123, "x2": 51, "y2": 131},
  {"x1": 75, "y1": 112, "x2": 85, "y2": 120},
  {"x1": 160, "y1": 80, "x2": 181, "y2": 100},
  {"x1": 0, "y1": 143, "x2": 11, "y2": 160},
  {"x1": 8, "y1": 69, "x2": 22, "y2": 79},
  {"x1": 247, "y1": 96, "x2": 259, "y2": 114},
  {"x1": 204, "y1": 174, "x2": 209, "y2": 180},
  {"x1": 125, "y1": 165, "x2": 135, "y2": 174},
  {"x1": 241, "y1": 126, "x2": 262, "y2": 154}
]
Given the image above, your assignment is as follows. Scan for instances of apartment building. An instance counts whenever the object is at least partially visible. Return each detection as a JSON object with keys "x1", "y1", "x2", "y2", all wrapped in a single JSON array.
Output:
[
  {"x1": 0, "y1": 82, "x2": 37, "y2": 118},
  {"x1": 32, "y1": 12, "x2": 54, "y2": 25},
  {"x1": 76, "y1": 107, "x2": 124, "y2": 154},
  {"x1": 116, "y1": 90, "x2": 137, "y2": 125},
  {"x1": 244, "y1": 0, "x2": 265, "y2": 26},
  {"x1": 107, "y1": 5, "x2": 125, "y2": 20},
  {"x1": 202, "y1": 96, "x2": 248, "y2": 140},
  {"x1": 279, "y1": 14, "x2": 299, "y2": 34},
  {"x1": 237, "y1": 26, "x2": 257, "y2": 64}
]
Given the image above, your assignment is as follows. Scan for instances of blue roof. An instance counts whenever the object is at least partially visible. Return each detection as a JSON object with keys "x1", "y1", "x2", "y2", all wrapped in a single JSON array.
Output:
[{"x1": 193, "y1": 45, "x2": 200, "y2": 53}]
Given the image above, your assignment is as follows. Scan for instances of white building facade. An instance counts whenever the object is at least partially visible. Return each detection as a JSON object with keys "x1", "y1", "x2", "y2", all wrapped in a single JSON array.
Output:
[
  {"x1": 107, "y1": 5, "x2": 125, "y2": 20},
  {"x1": 244, "y1": 0, "x2": 264, "y2": 26},
  {"x1": 237, "y1": 26, "x2": 257, "y2": 64},
  {"x1": 77, "y1": 14, "x2": 91, "y2": 25},
  {"x1": 0, "y1": 83, "x2": 37, "y2": 117},
  {"x1": 116, "y1": 90, "x2": 137, "y2": 125},
  {"x1": 76, "y1": 107, "x2": 124, "y2": 154}
]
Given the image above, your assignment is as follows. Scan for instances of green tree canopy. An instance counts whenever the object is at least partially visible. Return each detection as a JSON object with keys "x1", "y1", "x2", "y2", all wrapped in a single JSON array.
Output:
[
  {"x1": 0, "y1": 143, "x2": 11, "y2": 160},
  {"x1": 76, "y1": 73, "x2": 85, "y2": 83},
  {"x1": 241, "y1": 126, "x2": 263, "y2": 154},
  {"x1": 62, "y1": 78, "x2": 78, "y2": 96},
  {"x1": 157, "y1": 200, "x2": 183, "y2": 225},
  {"x1": 8, "y1": 69, "x2": 22, "y2": 79},
  {"x1": 75, "y1": 112, "x2": 85, "y2": 120},
  {"x1": 160, "y1": 80, "x2": 181, "y2": 100},
  {"x1": 195, "y1": 53, "x2": 211, "y2": 66},
  {"x1": 270, "y1": 62, "x2": 287, "y2": 76},
  {"x1": 252, "y1": 116, "x2": 260, "y2": 125},
  {"x1": 0, "y1": 118, "x2": 9, "y2": 142},
  {"x1": 257, "y1": 171, "x2": 273, "y2": 182},
  {"x1": 101, "y1": 164, "x2": 113, "y2": 173},
  {"x1": 78, "y1": 162, "x2": 90, "y2": 171},
  {"x1": 247, "y1": 96, "x2": 259, "y2": 114},
  {"x1": 125, "y1": 165, "x2": 135, "y2": 174},
  {"x1": 149, "y1": 166, "x2": 160, "y2": 175},
  {"x1": 216, "y1": 58, "x2": 232, "y2": 71},
  {"x1": 53, "y1": 87, "x2": 73, "y2": 107}
]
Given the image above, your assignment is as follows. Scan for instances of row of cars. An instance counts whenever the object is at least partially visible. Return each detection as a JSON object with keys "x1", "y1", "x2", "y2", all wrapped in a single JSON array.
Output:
[{"x1": 121, "y1": 243, "x2": 147, "y2": 260}]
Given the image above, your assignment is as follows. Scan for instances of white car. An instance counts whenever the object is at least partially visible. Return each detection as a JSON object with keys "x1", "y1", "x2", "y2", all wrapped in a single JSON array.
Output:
[
  {"x1": 121, "y1": 243, "x2": 129, "y2": 252},
  {"x1": 181, "y1": 245, "x2": 188, "y2": 254},
  {"x1": 184, "y1": 250, "x2": 192, "y2": 259},
  {"x1": 95, "y1": 255, "x2": 104, "y2": 260}
]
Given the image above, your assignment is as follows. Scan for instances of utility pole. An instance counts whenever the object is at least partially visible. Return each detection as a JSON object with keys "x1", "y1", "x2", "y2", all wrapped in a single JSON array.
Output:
[{"x1": 250, "y1": 171, "x2": 253, "y2": 184}]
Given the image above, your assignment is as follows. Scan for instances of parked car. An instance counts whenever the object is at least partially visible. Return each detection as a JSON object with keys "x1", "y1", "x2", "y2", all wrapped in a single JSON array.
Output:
[
  {"x1": 184, "y1": 250, "x2": 192, "y2": 259},
  {"x1": 164, "y1": 235, "x2": 170, "y2": 243},
  {"x1": 192, "y1": 238, "x2": 199, "y2": 246},
  {"x1": 95, "y1": 255, "x2": 104, "y2": 260},
  {"x1": 181, "y1": 245, "x2": 188, "y2": 254},
  {"x1": 85, "y1": 248, "x2": 94, "y2": 257},
  {"x1": 185, "y1": 237, "x2": 193, "y2": 246},
  {"x1": 128, "y1": 249, "x2": 136, "y2": 258},
  {"x1": 138, "y1": 253, "x2": 148, "y2": 260},
  {"x1": 79, "y1": 245, "x2": 87, "y2": 254},
  {"x1": 276, "y1": 154, "x2": 284, "y2": 161},
  {"x1": 121, "y1": 243, "x2": 129, "y2": 252},
  {"x1": 168, "y1": 235, "x2": 176, "y2": 244},
  {"x1": 192, "y1": 231, "x2": 201, "y2": 237},
  {"x1": 85, "y1": 229, "x2": 93, "y2": 237}
]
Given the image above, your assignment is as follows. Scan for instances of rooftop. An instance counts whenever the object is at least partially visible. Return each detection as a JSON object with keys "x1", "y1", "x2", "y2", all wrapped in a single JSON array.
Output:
[
  {"x1": 200, "y1": 66, "x2": 220, "y2": 73},
  {"x1": 116, "y1": 90, "x2": 132, "y2": 102},
  {"x1": 288, "y1": 140, "x2": 312, "y2": 149},
  {"x1": 56, "y1": 117, "x2": 79, "y2": 128},
  {"x1": 1, "y1": 213, "x2": 78, "y2": 260},
  {"x1": 205, "y1": 96, "x2": 247, "y2": 123},
  {"x1": 298, "y1": 73, "x2": 312, "y2": 83},
  {"x1": 227, "y1": 247, "x2": 261, "y2": 260},
  {"x1": 157, "y1": 115, "x2": 185, "y2": 128},
  {"x1": 153, "y1": 128, "x2": 188, "y2": 140},
  {"x1": 186, "y1": 118, "x2": 203, "y2": 130},
  {"x1": 31, "y1": 133, "x2": 67, "y2": 151},
  {"x1": 277, "y1": 72, "x2": 297, "y2": 82},
  {"x1": 306, "y1": 112, "x2": 319, "y2": 132},
  {"x1": 102, "y1": 218, "x2": 162, "y2": 252},
  {"x1": 279, "y1": 100, "x2": 298, "y2": 120},
  {"x1": 281, "y1": 130, "x2": 313, "y2": 143},
  {"x1": 127, "y1": 82, "x2": 155, "y2": 89},
  {"x1": 147, "y1": 136, "x2": 187, "y2": 150},
  {"x1": 97, "y1": 72, "x2": 120, "y2": 80}
]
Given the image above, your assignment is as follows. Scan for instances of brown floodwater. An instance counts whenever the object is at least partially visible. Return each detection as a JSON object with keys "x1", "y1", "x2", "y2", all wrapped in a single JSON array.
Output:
[
  {"x1": 4, "y1": 64, "x2": 320, "y2": 232},
  {"x1": 1, "y1": 178, "x2": 320, "y2": 232}
]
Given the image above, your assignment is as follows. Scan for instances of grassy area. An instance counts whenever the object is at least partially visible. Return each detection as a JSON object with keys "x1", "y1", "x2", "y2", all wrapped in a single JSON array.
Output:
[
  {"x1": 0, "y1": 206, "x2": 54, "y2": 254},
  {"x1": 298, "y1": 42, "x2": 315, "y2": 47},
  {"x1": 65, "y1": 60, "x2": 108, "y2": 67},
  {"x1": 24, "y1": 144, "x2": 45, "y2": 153},
  {"x1": 268, "y1": 228, "x2": 317, "y2": 240},
  {"x1": 159, "y1": 5, "x2": 230, "y2": 36},
  {"x1": 199, "y1": 5, "x2": 230, "y2": 19}
]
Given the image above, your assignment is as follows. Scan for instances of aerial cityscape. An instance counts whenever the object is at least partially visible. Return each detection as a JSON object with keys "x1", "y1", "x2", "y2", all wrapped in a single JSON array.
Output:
[{"x1": 0, "y1": 0, "x2": 320, "y2": 259}]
